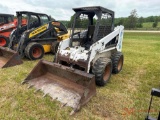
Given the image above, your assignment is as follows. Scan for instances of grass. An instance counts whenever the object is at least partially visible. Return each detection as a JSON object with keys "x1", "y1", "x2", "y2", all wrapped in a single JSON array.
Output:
[
  {"x1": 142, "y1": 22, "x2": 153, "y2": 28},
  {"x1": 0, "y1": 32, "x2": 160, "y2": 119},
  {"x1": 142, "y1": 22, "x2": 160, "y2": 30},
  {"x1": 158, "y1": 22, "x2": 160, "y2": 28}
]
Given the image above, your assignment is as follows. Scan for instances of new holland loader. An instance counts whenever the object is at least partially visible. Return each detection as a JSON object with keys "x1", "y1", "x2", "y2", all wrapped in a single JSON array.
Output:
[
  {"x1": 22, "y1": 6, "x2": 124, "y2": 114},
  {"x1": 0, "y1": 11, "x2": 69, "y2": 68}
]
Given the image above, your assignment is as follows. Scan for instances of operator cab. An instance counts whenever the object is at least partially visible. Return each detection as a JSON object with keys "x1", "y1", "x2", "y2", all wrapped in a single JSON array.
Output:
[
  {"x1": 71, "y1": 6, "x2": 115, "y2": 50},
  {"x1": 16, "y1": 11, "x2": 51, "y2": 34},
  {"x1": 0, "y1": 14, "x2": 14, "y2": 26},
  {"x1": 10, "y1": 11, "x2": 51, "y2": 44}
]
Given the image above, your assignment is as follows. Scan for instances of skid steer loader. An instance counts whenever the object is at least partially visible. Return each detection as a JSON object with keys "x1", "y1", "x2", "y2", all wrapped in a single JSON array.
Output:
[
  {"x1": 22, "y1": 6, "x2": 124, "y2": 114},
  {"x1": 0, "y1": 11, "x2": 69, "y2": 68},
  {"x1": 0, "y1": 14, "x2": 26, "y2": 47}
]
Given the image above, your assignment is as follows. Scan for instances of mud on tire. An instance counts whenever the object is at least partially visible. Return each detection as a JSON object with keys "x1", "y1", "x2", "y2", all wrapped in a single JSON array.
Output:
[
  {"x1": 92, "y1": 57, "x2": 112, "y2": 86},
  {"x1": 25, "y1": 42, "x2": 44, "y2": 60},
  {"x1": 111, "y1": 51, "x2": 124, "y2": 74}
]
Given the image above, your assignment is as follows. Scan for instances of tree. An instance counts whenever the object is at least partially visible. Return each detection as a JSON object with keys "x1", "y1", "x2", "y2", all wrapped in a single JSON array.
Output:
[
  {"x1": 152, "y1": 22, "x2": 157, "y2": 28},
  {"x1": 158, "y1": 16, "x2": 160, "y2": 22},
  {"x1": 49, "y1": 15, "x2": 55, "y2": 21},
  {"x1": 115, "y1": 17, "x2": 125, "y2": 26},
  {"x1": 152, "y1": 17, "x2": 158, "y2": 28},
  {"x1": 138, "y1": 17, "x2": 144, "y2": 23},
  {"x1": 136, "y1": 23, "x2": 143, "y2": 28},
  {"x1": 135, "y1": 16, "x2": 144, "y2": 28},
  {"x1": 68, "y1": 15, "x2": 75, "y2": 28},
  {"x1": 146, "y1": 16, "x2": 152, "y2": 22},
  {"x1": 127, "y1": 9, "x2": 138, "y2": 29},
  {"x1": 123, "y1": 18, "x2": 130, "y2": 28}
]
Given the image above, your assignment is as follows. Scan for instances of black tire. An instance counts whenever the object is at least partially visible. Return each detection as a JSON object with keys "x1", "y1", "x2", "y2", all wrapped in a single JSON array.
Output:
[
  {"x1": 25, "y1": 42, "x2": 44, "y2": 60},
  {"x1": 51, "y1": 41, "x2": 59, "y2": 54},
  {"x1": 92, "y1": 58, "x2": 112, "y2": 86},
  {"x1": 111, "y1": 51, "x2": 124, "y2": 74},
  {"x1": 0, "y1": 35, "x2": 9, "y2": 47},
  {"x1": 53, "y1": 56, "x2": 56, "y2": 62}
]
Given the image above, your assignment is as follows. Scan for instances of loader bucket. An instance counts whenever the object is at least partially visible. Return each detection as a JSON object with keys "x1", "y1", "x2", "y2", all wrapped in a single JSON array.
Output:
[
  {"x1": 22, "y1": 60, "x2": 96, "y2": 114},
  {"x1": 0, "y1": 47, "x2": 23, "y2": 68}
]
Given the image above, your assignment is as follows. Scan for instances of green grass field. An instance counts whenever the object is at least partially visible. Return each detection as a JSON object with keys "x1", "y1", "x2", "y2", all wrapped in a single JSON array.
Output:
[
  {"x1": 142, "y1": 22, "x2": 153, "y2": 28},
  {"x1": 158, "y1": 22, "x2": 160, "y2": 28},
  {"x1": 142, "y1": 22, "x2": 160, "y2": 29},
  {"x1": 0, "y1": 32, "x2": 160, "y2": 120}
]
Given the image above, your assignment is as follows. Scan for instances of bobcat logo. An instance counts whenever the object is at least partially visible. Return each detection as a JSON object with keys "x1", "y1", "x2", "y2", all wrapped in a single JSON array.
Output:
[{"x1": 117, "y1": 30, "x2": 124, "y2": 51}]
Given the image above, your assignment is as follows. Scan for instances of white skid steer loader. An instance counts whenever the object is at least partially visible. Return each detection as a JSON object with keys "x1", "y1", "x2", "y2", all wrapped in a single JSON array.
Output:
[{"x1": 22, "y1": 6, "x2": 124, "y2": 114}]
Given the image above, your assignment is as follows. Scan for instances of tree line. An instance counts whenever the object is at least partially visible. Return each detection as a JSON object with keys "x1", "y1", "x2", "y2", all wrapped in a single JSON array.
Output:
[
  {"x1": 115, "y1": 9, "x2": 160, "y2": 29},
  {"x1": 59, "y1": 9, "x2": 160, "y2": 29}
]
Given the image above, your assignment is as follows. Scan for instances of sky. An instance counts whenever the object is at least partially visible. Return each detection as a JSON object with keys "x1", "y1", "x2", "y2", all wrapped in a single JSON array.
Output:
[{"x1": 0, "y1": 0, "x2": 160, "y2": 20}]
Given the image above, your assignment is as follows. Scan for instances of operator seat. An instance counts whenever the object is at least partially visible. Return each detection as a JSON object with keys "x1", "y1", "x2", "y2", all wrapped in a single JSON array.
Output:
[{"x1": 29, "y1": 21, "x2": 40, "y2": 29}]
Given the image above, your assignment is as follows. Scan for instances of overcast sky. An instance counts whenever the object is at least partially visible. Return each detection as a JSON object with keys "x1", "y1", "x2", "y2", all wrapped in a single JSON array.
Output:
[{"x1": 0, "y1": 0, "x2": 160, "y2": 20}]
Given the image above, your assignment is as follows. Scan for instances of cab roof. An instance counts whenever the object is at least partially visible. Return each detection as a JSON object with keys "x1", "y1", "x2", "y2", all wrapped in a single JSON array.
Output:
[
  {"x1": 73, "y1": 6, "x2": 114, "y2": 16},
  {"x1": 16, "y1": 11, "x2": 49, "y2": 16}
]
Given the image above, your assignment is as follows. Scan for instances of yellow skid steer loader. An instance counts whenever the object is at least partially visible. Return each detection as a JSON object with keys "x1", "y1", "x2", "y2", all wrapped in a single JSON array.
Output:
[{"x1": 0, "y1": 11, "x2": 69, "y2": 68}]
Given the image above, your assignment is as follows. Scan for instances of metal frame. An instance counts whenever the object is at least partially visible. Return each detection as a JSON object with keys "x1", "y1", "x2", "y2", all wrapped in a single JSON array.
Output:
[
  {"x1": 16, "y1": 11, "x2": 51, "y2": 29},
  {"x1": 7, "y1": 11, "x2": 68, "y2": 58},
  {"x1": 0, "y1": 14, "x2": 14, "y2": 30},
  {"x1": 70, "y1": 6, "x2": 114, "y2": 44},
  {"x1": 0, "y1": 14, "x2": 14, "y2": 23},
  {"x1": 17, "y1": 20, "x2": 68, "y2": 57},
  {"x1": 56, "y1": 6, "x2": 124, "y2": 73},
  {"x1": 145, "y1": 88, "x2": 160, "y2": 120},
  {"x1": 14, "y1": 11, "x2": 51, "y2": 41}
]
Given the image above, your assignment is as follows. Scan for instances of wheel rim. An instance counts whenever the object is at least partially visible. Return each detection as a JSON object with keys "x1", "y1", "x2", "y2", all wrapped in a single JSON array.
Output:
[
  {"x1": 103, "y1": 63, "x2": 111, "y2": 81},
  {"x1": 118, "y1": 56, "x2": 123, "y2": 71},
  {"x1": 0, "y1": 38, "x2": 6, "y2": 46},
  {"x1": 32, "y1": 47, "x2": 42, "y2": 58}
]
